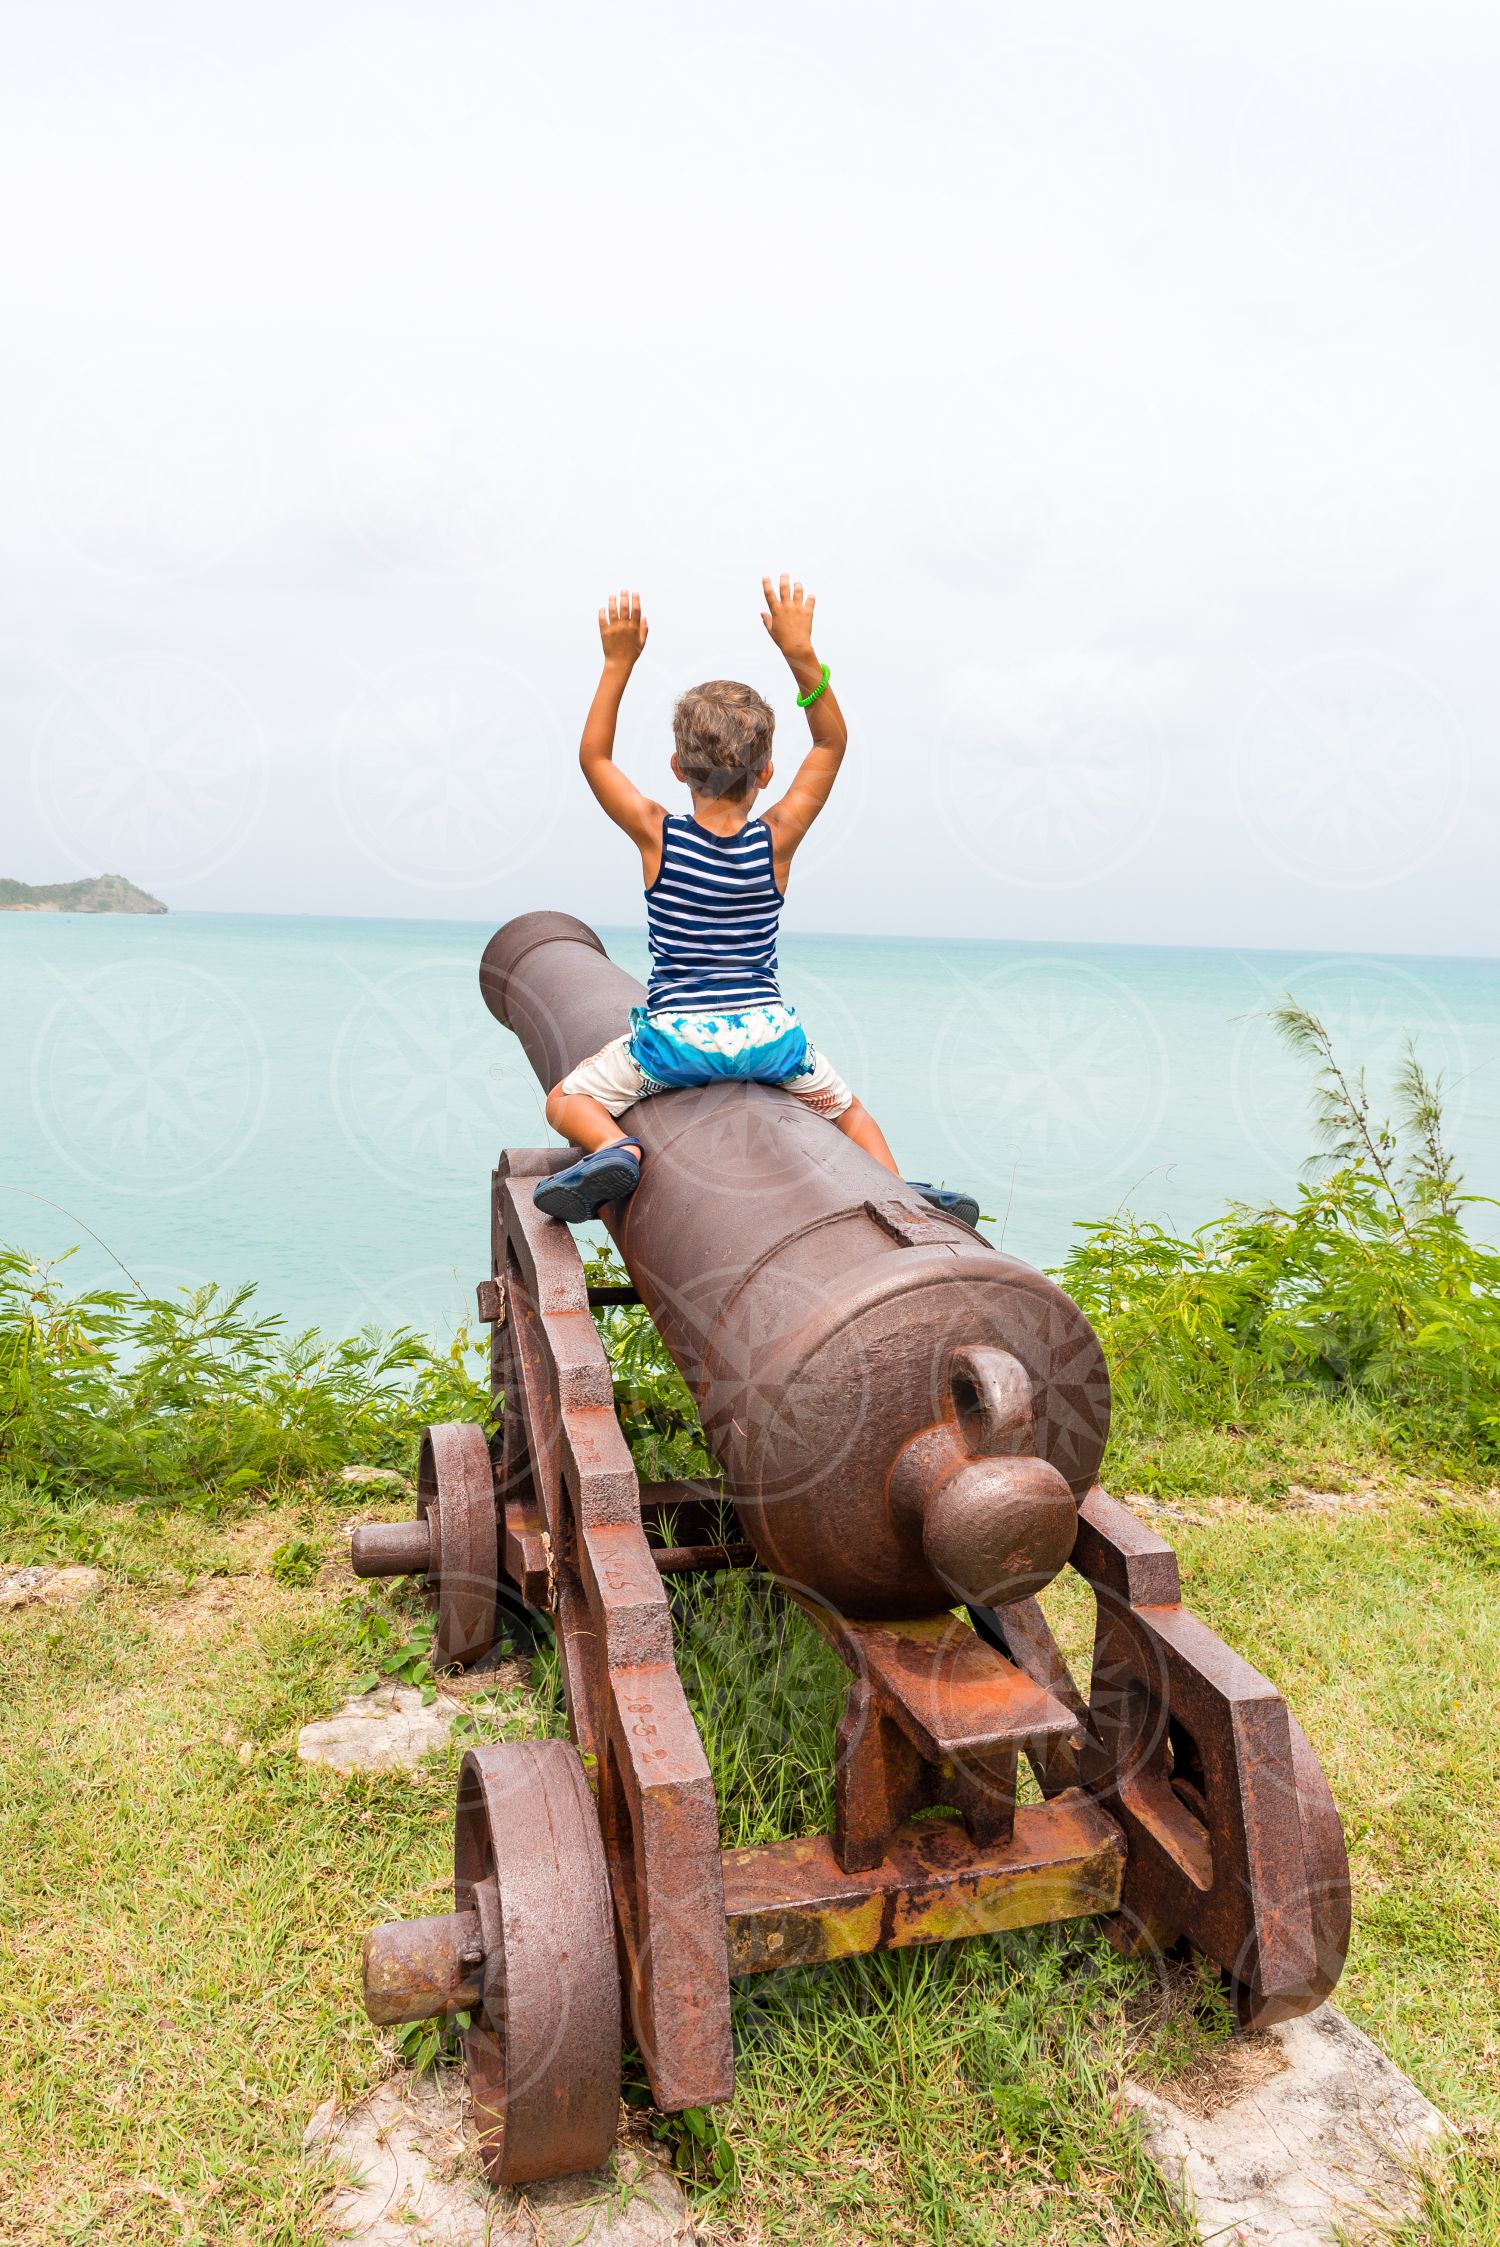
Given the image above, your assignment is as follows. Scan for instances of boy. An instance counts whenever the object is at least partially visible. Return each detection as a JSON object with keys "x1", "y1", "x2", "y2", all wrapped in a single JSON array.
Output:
[{"x1": 533, "y1": 574, "x2": 978, "y2": 1229}]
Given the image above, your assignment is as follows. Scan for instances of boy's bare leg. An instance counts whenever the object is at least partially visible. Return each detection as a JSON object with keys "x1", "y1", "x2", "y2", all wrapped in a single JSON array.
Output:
[
  {"x1": 833, "y1": 1097, "x2": 901, "y2": 1176},
  {"x1": 545, "y1": 1087, "x2": 640, "y2": 1155}
]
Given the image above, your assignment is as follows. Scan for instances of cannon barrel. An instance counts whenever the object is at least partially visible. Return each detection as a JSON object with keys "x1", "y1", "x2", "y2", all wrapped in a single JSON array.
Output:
[{"x1": 481, "y1": 912, "x2": 1111, "y2": 1618}]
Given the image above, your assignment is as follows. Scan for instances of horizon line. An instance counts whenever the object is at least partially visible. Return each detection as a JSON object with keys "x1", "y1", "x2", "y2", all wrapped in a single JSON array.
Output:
[{"x1": 9, "y1": 901, "x2": 1498, "y2": 972}]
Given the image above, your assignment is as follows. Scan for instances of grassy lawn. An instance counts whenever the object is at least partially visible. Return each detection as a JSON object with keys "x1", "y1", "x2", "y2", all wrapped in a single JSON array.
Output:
[{"x1": 2, "y1": 1453, "x2": 1497, "y2": 2245}]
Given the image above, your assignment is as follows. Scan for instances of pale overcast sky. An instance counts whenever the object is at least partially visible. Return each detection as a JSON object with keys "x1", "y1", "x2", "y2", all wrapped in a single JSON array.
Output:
[{"x1": 2, "y1": 1, "x2": 1496, "y2": 955}]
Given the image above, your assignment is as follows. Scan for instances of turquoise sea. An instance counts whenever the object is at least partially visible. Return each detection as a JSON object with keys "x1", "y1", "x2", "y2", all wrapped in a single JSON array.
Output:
[{"x1": 3, "y1": 911, "x2": 1497, "y2": 1341}]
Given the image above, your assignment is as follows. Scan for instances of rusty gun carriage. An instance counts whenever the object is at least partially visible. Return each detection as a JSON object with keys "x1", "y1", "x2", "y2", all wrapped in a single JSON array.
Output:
[{"x1": 350, "y1": 911, "x2": 1350, "y2": 2186}]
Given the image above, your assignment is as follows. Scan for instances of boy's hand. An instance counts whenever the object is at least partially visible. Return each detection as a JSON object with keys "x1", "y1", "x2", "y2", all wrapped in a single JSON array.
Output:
[
  {"x1": 758, "y1": 567, "x2": 847, "y2": 868},
  {"x1": 760, "y1": 573, "x2": 817, "y2": 663},
  {"x1": 598, "y1": 589, "x2": 648, "y2": 668}
]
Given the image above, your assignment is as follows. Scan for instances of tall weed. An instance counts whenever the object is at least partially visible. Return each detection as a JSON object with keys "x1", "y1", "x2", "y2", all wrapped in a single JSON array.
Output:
[
  {"x1": 0, "y1": 1250, "x2": 489, "y2": 1506},
  {"x1": 1060, "y1": 1006, "x2": 1500, "y2": 1463}
]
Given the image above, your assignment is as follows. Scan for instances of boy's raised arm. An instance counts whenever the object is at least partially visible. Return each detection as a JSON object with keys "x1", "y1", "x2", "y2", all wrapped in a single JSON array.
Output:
[
  {"x1": 579, "y1": 590, "x2": 665, "y2": 852},
  {"x1": 759, "y1": 574, "x2": 849, "y2": 863}
]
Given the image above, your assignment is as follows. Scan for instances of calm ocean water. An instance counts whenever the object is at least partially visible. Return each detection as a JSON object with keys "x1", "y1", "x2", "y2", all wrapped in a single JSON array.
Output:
[{"x1": 3, "y1": 910, "x2": 1497, "y2": 1341}]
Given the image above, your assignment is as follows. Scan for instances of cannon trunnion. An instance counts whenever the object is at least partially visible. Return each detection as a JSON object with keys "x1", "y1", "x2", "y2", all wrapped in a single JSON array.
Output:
[{"x1": 350, "y1": 913, "x2": 1350, "y2": 2189}]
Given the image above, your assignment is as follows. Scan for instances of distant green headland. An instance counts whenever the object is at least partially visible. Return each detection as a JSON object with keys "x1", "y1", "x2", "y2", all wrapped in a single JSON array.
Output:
[{"x1": 0, "y1": 873, "x2": 167, "y2": 914}]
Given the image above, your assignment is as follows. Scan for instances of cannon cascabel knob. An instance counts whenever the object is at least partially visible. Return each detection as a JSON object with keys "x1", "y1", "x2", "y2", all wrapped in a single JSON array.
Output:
[{"x1": 920, "y1": 1454, "x2": 1078, "y2": 1609}]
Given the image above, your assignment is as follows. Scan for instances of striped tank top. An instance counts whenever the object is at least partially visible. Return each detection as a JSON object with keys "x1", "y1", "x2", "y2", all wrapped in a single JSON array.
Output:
[{"x1": 644, "y1": 813, "x2": 785, "y2": 1011}]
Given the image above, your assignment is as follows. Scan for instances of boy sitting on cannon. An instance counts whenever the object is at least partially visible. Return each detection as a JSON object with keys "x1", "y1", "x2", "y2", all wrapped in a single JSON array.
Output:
[{"x1": 532, "y1": 575, "x2": 978, "y2": 1228}]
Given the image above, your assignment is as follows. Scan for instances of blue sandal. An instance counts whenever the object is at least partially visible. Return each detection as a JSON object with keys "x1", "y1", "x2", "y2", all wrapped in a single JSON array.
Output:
[
  {"x1": 533, "y1": 1140, "x2": 643, "y2": 1223},
  {"x1": 908, "y1": 1181, "x2": 981, "y2": 1230}
]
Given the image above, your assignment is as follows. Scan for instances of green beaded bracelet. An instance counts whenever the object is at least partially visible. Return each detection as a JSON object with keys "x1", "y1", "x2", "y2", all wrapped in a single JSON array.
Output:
[{"x1": 796, "y1": 663, "x2": 831, "y2": 708}]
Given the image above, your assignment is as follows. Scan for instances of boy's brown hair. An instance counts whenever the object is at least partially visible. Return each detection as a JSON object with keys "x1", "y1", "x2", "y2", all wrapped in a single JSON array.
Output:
[{"x1": 672, "y1": 679, "x2": 776, "y2": 801}]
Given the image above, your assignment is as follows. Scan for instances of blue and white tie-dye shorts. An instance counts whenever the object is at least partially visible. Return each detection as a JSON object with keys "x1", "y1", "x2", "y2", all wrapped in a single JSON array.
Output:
[{"x1": 556, "y1": 1001, "x2": 851, "y2": 1118}]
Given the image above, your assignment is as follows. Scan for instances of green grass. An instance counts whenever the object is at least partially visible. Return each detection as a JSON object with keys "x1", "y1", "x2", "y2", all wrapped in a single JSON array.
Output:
[
  {"x1": 3, "y1": 1460, "x2": 1497, "y2": 2244},
  {"x1": 1385, "y1": 2144, "x2": 1500, "y2": 2245},
  {"x1": 0, "y1": 1501, "x2": 449, "y2": 2244}
]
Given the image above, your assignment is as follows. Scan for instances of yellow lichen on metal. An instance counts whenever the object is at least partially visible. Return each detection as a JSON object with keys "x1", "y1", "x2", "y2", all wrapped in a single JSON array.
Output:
[{"x1": 722, "y1": 1798, "x2": 1125, "y2": 1977}]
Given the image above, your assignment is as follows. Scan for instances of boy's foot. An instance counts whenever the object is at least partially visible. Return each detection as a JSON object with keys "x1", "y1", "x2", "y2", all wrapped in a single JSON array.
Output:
[
  {"x1": 908, "y1": 1181, "x2": 981, "y2": 1230},
  {"x1": 534, "y1": 1140, "x2": 642, "y2": 1223}
]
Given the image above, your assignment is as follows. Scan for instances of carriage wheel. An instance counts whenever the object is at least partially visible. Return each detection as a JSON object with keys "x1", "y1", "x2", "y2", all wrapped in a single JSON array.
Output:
[
  {"x1": 455, "y1": 1738, "x2": 622, "y2": 2185},
  {"x1": 1228, "y1": 1715, "x2": 1351, "y2": 2029},
  {"x1": 417, "y1": 1422, "x2": 499, "y2": 1670}
]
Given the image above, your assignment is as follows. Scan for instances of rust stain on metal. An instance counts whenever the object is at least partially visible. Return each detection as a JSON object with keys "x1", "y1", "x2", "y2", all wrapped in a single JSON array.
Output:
[
  {"x1": 455, "y1": 1740, "x2": 622, "y2": 2185},
  {"x1": 361, "y1": 1909, "x2": 483, "y2": 2025},
  {"x1": 348, "y1": 1421, "x2": 497, "y2": 1669},
  {"x1": 349, "y1": 1515, "x2": 432, "y2": 1579},
  {"x1": 722, "y1": 1795, "x2": 1125, "y2": 1976},
  {"x1": 799, "y1": 1604, "x2": 1081, "y2": 1759},
  {"x1": 651, "y1": 1540, "x2": 756, "y2": 1576}
]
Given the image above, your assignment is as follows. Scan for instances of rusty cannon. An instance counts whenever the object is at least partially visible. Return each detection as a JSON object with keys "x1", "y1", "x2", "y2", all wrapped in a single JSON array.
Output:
[{"x1": 352, "y1": 909, "x2": 1350, "y2": 2187}]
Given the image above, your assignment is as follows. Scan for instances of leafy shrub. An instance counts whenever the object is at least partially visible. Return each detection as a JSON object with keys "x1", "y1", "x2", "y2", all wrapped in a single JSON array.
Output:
[
  {"x1": 1059, "y1": 1006, "x2": 1500, "y2": 1464},
  {"x1": 0, "y1": 1238, "x2": 708, "y2": 1516},
  {"x1": 586, "y1": 1248, "x2": 717, "y2": 1481},
  {"x1": 0, "y1": 1255, "x2": 490, "y2": 1507}
]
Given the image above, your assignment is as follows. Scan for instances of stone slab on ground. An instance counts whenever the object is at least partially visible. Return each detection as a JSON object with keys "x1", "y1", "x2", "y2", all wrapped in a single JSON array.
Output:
[
  {"x1": 297, "y1": 1683, "x2": 464, "y2": 1772},
  {"x1": 0, "y1": 1564, "x2": 103, "y2": 1611},
  {"x1": 305, "y1": 2070, "x2": 692, "y2": 2245},
  {"x1": 1124, "y1": 2002, "x2": 1448, "y2": 2246}
]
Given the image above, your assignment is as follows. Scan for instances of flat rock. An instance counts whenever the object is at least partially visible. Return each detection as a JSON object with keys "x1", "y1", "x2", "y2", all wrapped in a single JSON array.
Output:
[
  {"x1": 341, "y1": 1466, "x2": 414, "y2": 1488},
  {"x1": 297, "y1": 1683, "x2": 463, "y2": 1772},
  {"x1": 0, "y1": 1564, "x2": 104, "y2": 1612},
  {"x1": 1125, "y1": 2003, "x2": 1449, "y2": 2245},
  {"x1": 305, "y1": 2070, "x2": 692, "y2": 2244}
]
